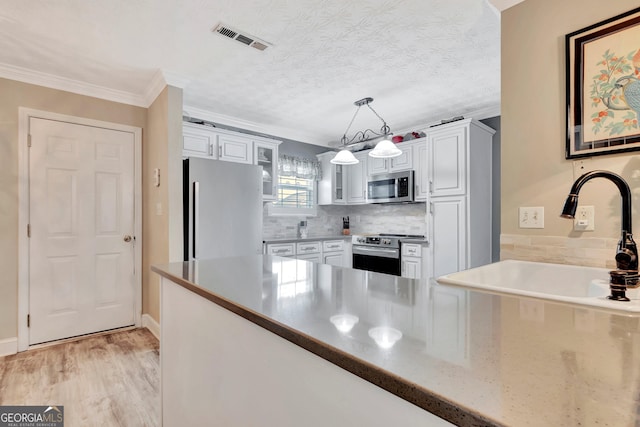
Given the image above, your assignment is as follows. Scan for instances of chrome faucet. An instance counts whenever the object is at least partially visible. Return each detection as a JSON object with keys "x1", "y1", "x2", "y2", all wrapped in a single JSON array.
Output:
[{"x1": 560, "y1": 170, "x2": 638, "y2": 300}]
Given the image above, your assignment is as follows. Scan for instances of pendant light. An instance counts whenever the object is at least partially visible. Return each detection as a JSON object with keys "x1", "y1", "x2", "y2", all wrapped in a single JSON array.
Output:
[{"x1": 330, "y1": 97, "x2": 401, "y2": 165}]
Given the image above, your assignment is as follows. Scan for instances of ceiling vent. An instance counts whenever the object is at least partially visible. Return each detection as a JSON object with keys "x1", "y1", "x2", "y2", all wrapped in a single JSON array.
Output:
[{"x1": 212, "y1": 23, "x2": 272, "y2": 51}]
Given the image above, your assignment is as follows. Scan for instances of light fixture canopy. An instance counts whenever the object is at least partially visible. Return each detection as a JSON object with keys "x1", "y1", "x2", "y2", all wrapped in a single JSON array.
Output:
[{"x1": 330, "y1": 97, "x2": 398, "y2": 165}]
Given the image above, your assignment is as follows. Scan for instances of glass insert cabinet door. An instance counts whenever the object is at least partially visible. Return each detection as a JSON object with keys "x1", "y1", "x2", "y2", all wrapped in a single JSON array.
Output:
[
  {"x1": 254, "y1": 142, "x2": 278, "y2": 200},
  {"x1": 334, "y1": 164, "x2": 345, "y2": 203}
]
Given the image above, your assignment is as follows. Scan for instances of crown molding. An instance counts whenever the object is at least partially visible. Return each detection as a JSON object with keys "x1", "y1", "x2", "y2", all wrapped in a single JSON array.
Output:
[
  {"x1": 0, "y1": 62, "x2": 191, "y2": 108},
  {"x1": 393, "y1": 103, "x2": 501, "y2": 136},
  {"x1": 143, "y1": 70, "x2": 191, "y2": 106},
  {"x1": 487, "y1": 0, "x2": 525, "y2": 12},
  {"x1": 183, "y1": 105, "x2": 328, "y2": 146},
  {"x1": 0, "y1": 61, "x2": 149, "y2": 107}
]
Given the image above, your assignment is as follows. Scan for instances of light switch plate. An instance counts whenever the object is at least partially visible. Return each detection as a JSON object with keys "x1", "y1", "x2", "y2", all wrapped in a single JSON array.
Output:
[
  {"x1": 573, "y1": 159, "x2": 592, "y2": 180},
  {"x1": 519, "y1": 207, "x2": 544, "y2": 229}
]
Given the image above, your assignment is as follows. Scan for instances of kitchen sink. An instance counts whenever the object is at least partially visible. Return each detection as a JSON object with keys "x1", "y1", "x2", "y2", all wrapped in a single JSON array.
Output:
[{"x1": 436, "y1": 259, "x2": 640, "y2": 313}]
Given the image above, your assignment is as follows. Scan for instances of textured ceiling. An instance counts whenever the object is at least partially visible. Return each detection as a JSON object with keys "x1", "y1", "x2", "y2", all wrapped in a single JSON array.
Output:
[{"x1": 0, "y1": 0, "x2": 504, "y2": 146}]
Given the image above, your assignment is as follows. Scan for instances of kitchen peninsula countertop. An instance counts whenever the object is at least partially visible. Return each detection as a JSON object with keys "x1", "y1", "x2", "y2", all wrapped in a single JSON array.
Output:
[{"x1": 152, "y1": 256, "x2": 640, "y2": 426}]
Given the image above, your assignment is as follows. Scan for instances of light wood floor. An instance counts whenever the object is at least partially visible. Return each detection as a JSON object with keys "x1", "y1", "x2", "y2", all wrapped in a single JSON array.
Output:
[{"x1": 0, "y1": 328, "x2": 159, "y2": 426}]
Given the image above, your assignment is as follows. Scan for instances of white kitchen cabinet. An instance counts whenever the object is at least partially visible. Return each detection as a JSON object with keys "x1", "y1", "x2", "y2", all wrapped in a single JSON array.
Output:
[
  {"x1": 322, "y1": 253, "x2": 343, "y2": 266},
  {"x1": 413, "y1": 142, "x2": 429, "y2": 202},
  {"x1": 346, "y1": 151, "x2": 368, "y2": 204},
  {"x1": 317, "y1": 152, "x2": 347, "y2": 205},
  {"x1": 296, "y1": 241, "x2": 321, "y2": 256},
  {"x1": 425, "y1": 118, "x2": 494, "y2": 280},
  {"x1": 183, "y1": 122, "x2": 218, "y2": 159},
  {"x1": 218, "y1": 133, "x2": 252, "y2": 164},
  {"x1": 266, "y1": 239, "x2": 349, "y2": 266},
  {"x1": 183, "y1": 122, "x2": 281, "y2": 199},
  {"x1": 254, "y1": 141, "x2": 279, "y2": 201},
  {"x1": 297, "y1": 253, "x2": 322, "y2": 263},
  {"x1": 322, "y1": 239, "x2": 346, "y2": 267},
  {"x1": 428, "y1": 197, "x2": 466, "y2": 278},
  {"x1": 266, "y1": 243, "x2": 295, "y2": 257},
  {"x1": 366, "y1": 144, "x2": 413, "y2": 176},
  {"x1": 401, "y1": 243, "x2": 424, "y2": 279},
  {"x1": 367, "y1": 156, "x2": 388, "y2": 175},
  {"x1": 428, "y1": 126, "x2": 466, "y2": 197}
]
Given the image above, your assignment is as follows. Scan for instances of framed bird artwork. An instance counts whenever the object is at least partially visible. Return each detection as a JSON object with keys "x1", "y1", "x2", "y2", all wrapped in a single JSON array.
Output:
[{"x1": 566, "y1": 7, "x2": 640, "y2": 159}]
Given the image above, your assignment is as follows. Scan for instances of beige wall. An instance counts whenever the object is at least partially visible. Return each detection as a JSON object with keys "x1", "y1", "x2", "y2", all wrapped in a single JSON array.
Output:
[
  {"x1": 502, "y1": 1, "x2": 640, "y2": 262},
  {"x1": 0, "y1": 78, "x2": 147, "y2": 341},
  {"x1": 143, "y1": 85, "x2": 183, "y2": 323}
]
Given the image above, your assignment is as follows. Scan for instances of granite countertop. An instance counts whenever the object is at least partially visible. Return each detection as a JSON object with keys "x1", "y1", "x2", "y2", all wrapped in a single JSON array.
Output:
[
  {"x1": 263, "y1": 235, "x2": 351, "y2": 244},
  {"x1": 152, "y1": 256, "x2": 640, "y2": 426}
]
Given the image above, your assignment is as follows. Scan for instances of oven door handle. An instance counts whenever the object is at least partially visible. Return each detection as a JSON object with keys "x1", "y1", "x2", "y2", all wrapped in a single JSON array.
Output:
[{"x1": 352, "y1": 246, "x2": 400, "y2": 258}]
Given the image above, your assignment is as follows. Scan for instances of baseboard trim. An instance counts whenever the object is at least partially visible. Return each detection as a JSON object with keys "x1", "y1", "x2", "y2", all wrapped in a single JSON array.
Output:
[
  {"x1": 0, "y1": 337, "x2": 18, "y2": 357},
  {"x1": 142, "y1": 314, "x2": 160, "y2": 340}
]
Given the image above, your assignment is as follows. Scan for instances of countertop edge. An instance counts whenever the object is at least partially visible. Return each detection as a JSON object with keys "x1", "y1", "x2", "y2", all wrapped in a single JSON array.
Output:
[
  {"x1": 263, "y1": 236, "x2": 352, "y2": 244},
  {"x1": 151, "y1": 262, "x2": 505, "y2": 427}
]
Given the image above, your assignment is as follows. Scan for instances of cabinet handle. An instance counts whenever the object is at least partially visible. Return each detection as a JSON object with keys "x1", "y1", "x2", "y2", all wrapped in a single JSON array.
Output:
[
  {"x1": 208, "y1": 143, "x2": 213, "y2": 156},
  {"x1": 218, "y1": 145, "x2": 222, "y2": 157},
  {"x1": 429, "y1": 202, "x2": 433, "y2": 214},
  {"x1": 429, "y1": 180, "x2": 433, "y2": 194}
]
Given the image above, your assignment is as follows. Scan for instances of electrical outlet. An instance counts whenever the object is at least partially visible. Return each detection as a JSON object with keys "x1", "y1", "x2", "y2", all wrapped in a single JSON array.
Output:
[
  {"x1": 519, "y1": 207, "x2": 544, "y2": 229},
  {"x1": 574, "y1": 205, "x2": 594, "y2": 231}
]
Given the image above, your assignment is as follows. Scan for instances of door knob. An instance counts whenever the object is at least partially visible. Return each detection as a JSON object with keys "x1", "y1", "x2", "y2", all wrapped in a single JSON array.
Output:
[{"x1": 124, "y1": 235, "x2": 132, "y2": 242}]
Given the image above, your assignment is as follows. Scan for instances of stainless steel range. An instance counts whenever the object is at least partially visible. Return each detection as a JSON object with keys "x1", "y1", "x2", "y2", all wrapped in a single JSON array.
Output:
[{"x1": 352, "y1": 234, "x2": 424, "y2": 276}]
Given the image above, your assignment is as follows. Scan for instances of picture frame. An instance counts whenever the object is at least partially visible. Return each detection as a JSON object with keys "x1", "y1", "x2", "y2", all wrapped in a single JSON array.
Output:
[{"x1": 566, "y1": 7, "x2": 640, "y2": 159}]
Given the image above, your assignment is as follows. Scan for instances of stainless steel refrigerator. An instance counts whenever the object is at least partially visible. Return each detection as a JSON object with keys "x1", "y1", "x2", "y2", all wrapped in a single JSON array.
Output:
[{"x1": 183, "y1": 157, "x2": 263, "y2": 260}]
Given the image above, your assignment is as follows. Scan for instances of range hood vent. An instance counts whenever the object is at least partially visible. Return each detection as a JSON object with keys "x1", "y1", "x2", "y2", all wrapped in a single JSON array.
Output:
[{"x1": 213, "y1": 23, "x2": 272, "y2": 51}]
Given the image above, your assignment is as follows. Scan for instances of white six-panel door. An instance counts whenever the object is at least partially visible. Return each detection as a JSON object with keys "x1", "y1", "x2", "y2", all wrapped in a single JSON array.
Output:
[{"x1": 28, "y1": 117, "x2": 136, "y2": 345}]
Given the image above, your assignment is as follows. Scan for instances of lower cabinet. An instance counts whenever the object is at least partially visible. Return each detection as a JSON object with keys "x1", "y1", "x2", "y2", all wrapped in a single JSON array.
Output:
[
  {"x1": 265, "y1": 243, "x2": 295, "y2": 257},
  {"x1": 401, "y1": 243, "x2": 425, "y2": 279},
  {"x1": 265, "y1": 239, "x2": 348, "y2": 267},
  {"x1": 428, "y1": 196, "x2": 466, "y2": 278},
  {"x1": 297, "y1": 253, "x2": 322, "y2": 263},
  {"x1": 323, "y1": 253, "x2": 344, "y2": 266}
]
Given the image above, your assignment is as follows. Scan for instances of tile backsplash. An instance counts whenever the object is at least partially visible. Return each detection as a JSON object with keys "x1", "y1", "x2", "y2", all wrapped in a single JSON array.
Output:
[
  {"x1": 500, "y1": 233, "x2": 619, "y2": 269},
  {"x1": 262, "y1": 203, "x2": 427, "y2": 239}
]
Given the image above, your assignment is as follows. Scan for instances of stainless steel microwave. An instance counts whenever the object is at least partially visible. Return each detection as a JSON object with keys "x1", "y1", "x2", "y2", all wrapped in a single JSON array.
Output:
[{"x1": 367, "y1": 170, "x2": 414, "y2": 203}]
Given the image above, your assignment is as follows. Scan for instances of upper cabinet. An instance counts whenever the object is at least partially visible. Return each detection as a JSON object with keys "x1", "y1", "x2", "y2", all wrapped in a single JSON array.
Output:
[
  {"x1": 254, "y1": 141, "x2": 279, "y2": 201},
  {"x1": 317, "y1": 139, "x2": 423, "y2": 206},
  {"x1": 182, "y1": 122, "x2": 281, "y2": 199},
  {"x1": 367, "y1": 144, "x2": 413, "y2": 175},
  {"x1": 218, "y1": 133, "x2": 252, "y2": 164},
  {"x1": 183, "y1": 123, "x2": 218, "y2": 159},
  {"x1": 428, "y1": 125, "x2": 466, "y2": 197},
  {"x1": 413, "y1": 142, "x2": 429, "y2": 202},
  {"x1": 346, "y1": 151, "x2": 368, "y2": 204},
  {"x1": 317, "y1": 152, "x2": 347, "y2": 205}
]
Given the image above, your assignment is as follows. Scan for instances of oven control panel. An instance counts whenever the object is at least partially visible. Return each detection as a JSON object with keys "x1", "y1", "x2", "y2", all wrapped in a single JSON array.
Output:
[{"x1": 352, "y1": 235, "x2": 400, "y2": 248}]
